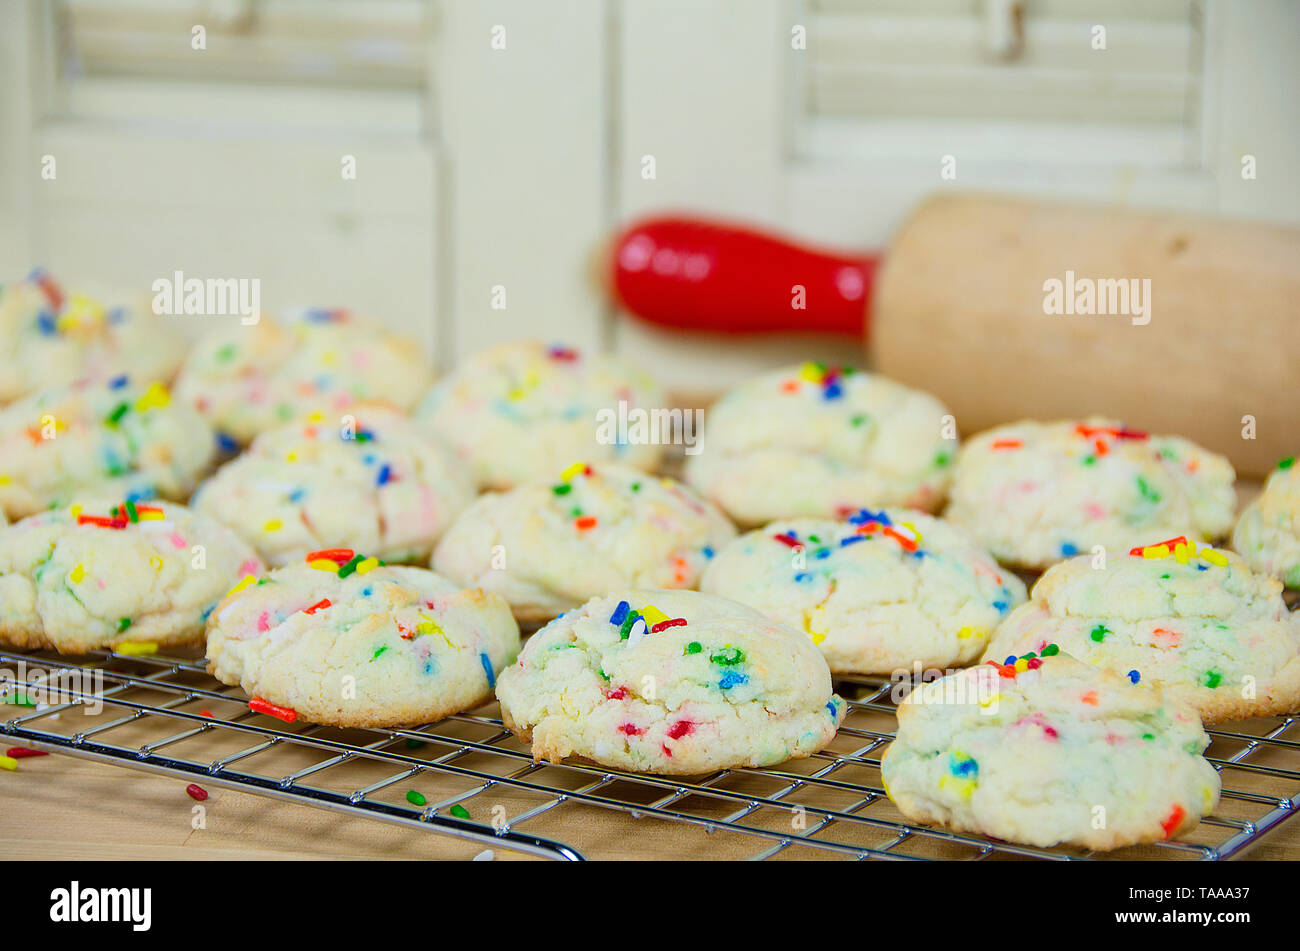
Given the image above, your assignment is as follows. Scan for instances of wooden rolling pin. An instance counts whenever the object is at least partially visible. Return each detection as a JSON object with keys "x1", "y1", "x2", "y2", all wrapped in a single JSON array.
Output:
[{"x1": 609, "y1": 193, "x2": 1300, "y2": 477}]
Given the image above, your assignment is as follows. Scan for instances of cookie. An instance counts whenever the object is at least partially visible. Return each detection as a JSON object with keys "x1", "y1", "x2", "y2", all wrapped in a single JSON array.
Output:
[
  {"x1": 0, "y1": 270, "x2": 186, "y2": 404},
  {"x1": 0, "y1": 376, "x2": 215, "y2": 520},
  {"x1": 684, "y1": 362, "x2": 956, "y2": 527},
  {"x1": 982, "y1": 537, "x2": 1300, "y2": 723},
  {"x1": 880, "y1": 652, "x2": 1220, "y2": 851},
  {"x1": 0, "y1": 500, "x2": 262, "y2": 653},
  {"x1": 192, "y1": 406, "x2": 474, "y2": 567},
  {"x1": 946, "y1": 418, "x2": 1236, "y2": 570},
  {"x1": 1232, "y1": 456, "x2": 1300, "y2": 588},
  {"x1": 415, "y1": 340, "x2": 666, "y2": 490},
  {"x1": 433, "y1": 463, "x2": 736, "y2": 624},
  {"x1": 205, "y1": 553, "x2": 520, "y2": 727},
  {"x1": 700, "y1": 509, "x2": 1027, "y2": 675},
  {"x1": 495, "y1": 589, "x2": 846, "y2": 774},
  {"x1": 174, "y1": 308, "x2": 433, "y2": 445}
]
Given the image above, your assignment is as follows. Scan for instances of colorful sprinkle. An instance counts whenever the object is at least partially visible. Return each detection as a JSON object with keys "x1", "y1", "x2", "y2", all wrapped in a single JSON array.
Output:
[
  {"x1": 225, "y1": 574, "x2": 258, "y2": 598},
  {"x1": 406, "y1": 790, "x2": 427, "y2": 807},
  {"x1": 116, "y1": 641, "x2": 157, "y2": 656},
  {"x1": 249, "y1": 697, "x2": 298, "y2": 722},
  {"x1": 450, "y1": 804, "x2": 472, "y2": 820},
  {"x1": 186, "y1": 783, "x2": 208, "y2": 801}
]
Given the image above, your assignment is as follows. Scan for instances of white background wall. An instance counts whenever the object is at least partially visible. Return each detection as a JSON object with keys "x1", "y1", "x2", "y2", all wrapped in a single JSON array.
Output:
[{"x1": 1, "y1": 0, "x2": 1296, "y2": 387}]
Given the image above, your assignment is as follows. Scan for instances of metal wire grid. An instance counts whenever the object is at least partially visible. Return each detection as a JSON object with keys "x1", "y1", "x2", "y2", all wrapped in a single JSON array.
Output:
[{"x1": 3, "y1": 645, "x2": 1298, "y2": 861}]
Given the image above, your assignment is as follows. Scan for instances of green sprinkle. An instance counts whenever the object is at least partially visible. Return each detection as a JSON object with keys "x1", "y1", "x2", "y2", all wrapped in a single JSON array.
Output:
[
  {"x1": 1136, "y1": 476, "x2": 1161, "y2": 503},
  {"x1": 1090, "y1": 625, "x2": 1109, "y2": 642},
  {"x1": 630, "y1": 482, "x2": 641, "y2": 492},
  {"x1": 1204, "y1": 670, "x2": 1223, "y2": 689},
  {"x1": 710, "y1": 646, "x2": 745, "y2": 666},
  {"x1": 1279, "y1": 456, "x2": 1296, "y2": 470},
  {"x1": 569, "y1": 507, "x2": 583, "y2": 518},
  {"x1": 684, "y1": 641, "x2": 703, "y2": 655},
  {"x1": 216, "y1": 343, "x2": 237, "y2": 362},
  {"x1": 116, "y1": 617, "x2": 132, "y2": 633},
  {"x1": 105, "y1": 402, "x2": 129, "y2": 426},
  {"x1": 1041, "y1": 643, "x2": 1060, "y2": 657},
  {"x1": 552, "y1": 483, "x2": 572, "y2": 496},
  {"x1": 371, "y1": 646, "x2": 389, "y2": 660},
  {"x1": 449, "y1": 804, "x2": 471, "y2": 820},
  {"x1": 1142, "y1": 733, "x2": 1154, "y2": 741},
  {"x1": 3, "y1": 690, "x2": 35, "y2": 707},
  {"x1": 1082, "y1": 455, "x2": 1096, "y2": 466},
  {"x1": 124, "y1": 498, "x2": 139, "y2": 523},
  {"x1": 619, "y1": 611, "x2": 639, "y2": 639},
  {"x1": 852, "y1": 414, "x2": 869, "y2": 428},
  {"x1": 406, "y1": 790, "x2": 427, "y2": 806},
  {"x1": 933, "y1": 449, "x2": 950, "y2": 467},
  {"x1": 337, "y1": 554, "x2": 364, "y2": 578},
  {"x1": 808, "y1": 534, "x2": 821, "y2": 544}
]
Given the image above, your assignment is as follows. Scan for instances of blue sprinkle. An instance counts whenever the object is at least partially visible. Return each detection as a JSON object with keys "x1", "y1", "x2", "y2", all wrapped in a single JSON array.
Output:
[
  {"x1": 108, "y1": 374, "x2": 129, "y2": 389},
  {"x1": 1004, "y1": 655, "x2": 1017, "y2": 666},
  {"x1": 1197, "y1": 564, "x2": 1208, "y2": 571},
  {"x1": 847, "y1": 508, "x2": 890, "y2": 527},
  {"x1": 1060, "y1": 542, "x2": 1079, "y2": 557},
  {"x1": 794, "y1": 572, "x2": 813, "y2": 582},
  {"x1": 822, "y1": 382, "x2": 843, "y2": 400},
  {"x1": 839, "y1": 534, "x2": 867, "y2": 548},
  {"x1": 314, "y1": 375, "x2": 333, "y2": 391},
  {"x1": 1128, "y1": 669, "x2": 1141, "y2": 683},
  {"x1": 125, "y1": 487, "x2": 153, "y2": 503},
  {"x1": 825, "y1": 700, "x2": 839, "y2": 716},
  {"x1": 609, "y1": 600, "x2": 630, "y2": 626},
  {"x1": 361, "y1": 587, "x2": 372, "y2": 597},
  {"x1": 216, "y1": 432, "x2": 239, "y2": 452},
  {"x1": 288, "y1": 488, "x2": 305, "y2": 503},
  {"x1": 201, "y1": 603, "x2": 215, "y2": 620},
  {"x1": 26, "y1": 267, "x2": 46, "y2": 281},
  {"x1": 363, "y1": 453, "x2": 377, "y2": 465},
  {"x1": 107, "y1": 306, "x2": 128, "y2": 324},
  {"x1": 376, "y1": 463, "x2": 392, "y2": 486},
  {"x1": 949, "y1": 754, "x2": 978, "y2": 777},
  {"x1": 992, "y1": 600, "x2": 1008, "y2": 613},
  {"x1": 479, "y1": 652, "x2": 496, "y2": 688},
  {"x1": 701, "y1": 546, "x2": 714, "y2": 559},
  {"x1": 36, "y1": 311, "x2": 57, "y2": 335},
  {"x1": 814, "y1": 548, "x2": 830, "y2": 559},
  {"x1": 303, "y1": 308, "x2": 334, "y2": 323},
  {"x1": 717, "y1": 671, "x2": 748, "y2": 690}
]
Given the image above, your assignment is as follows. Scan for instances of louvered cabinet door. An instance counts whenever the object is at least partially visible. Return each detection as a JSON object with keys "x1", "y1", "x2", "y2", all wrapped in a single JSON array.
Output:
[{"x1": 613, "y1": 0, "x2": 1299, "y2": 389}]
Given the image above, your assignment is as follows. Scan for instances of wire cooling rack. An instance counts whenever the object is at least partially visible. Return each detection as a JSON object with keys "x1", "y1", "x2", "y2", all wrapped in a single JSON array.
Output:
[{"x1": 3, "y1": 645, "x2": 1298, "y2": 861}]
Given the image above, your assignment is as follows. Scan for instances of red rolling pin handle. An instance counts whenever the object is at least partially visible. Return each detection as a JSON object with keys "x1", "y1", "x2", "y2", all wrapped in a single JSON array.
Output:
[{"x1": 609, "y1": 216, "x2": 877, "y2": 337}]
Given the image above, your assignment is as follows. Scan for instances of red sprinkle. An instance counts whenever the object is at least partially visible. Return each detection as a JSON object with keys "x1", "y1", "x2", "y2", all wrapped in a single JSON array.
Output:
[
  {"x1": 1076, "y1": 424, "x2": 1148, "y2": 441},
  {"x1": 574, "y1": 515, "x2": 598, "y2": 531},
  {"x1": 649, "y1": 618, "x2": 687, "y2": 634},
  {"x1": 1161, "y1": 803, "x2": 1187, "y2": 839},
  {"x1": 77, "y1": 514, "x2": 127, "y2": 529},
  {"x1": 606, "y1": 687, "x2": 627, "y2": 700},
  {"x1": 186, "y1": 783, "x2": 208, "y2": 802},
  {"x1": 249, "y1": 697, "x2": 298, "y2": 722},
  {"x1": 990, "y1": 438, "x2": 1023, "y2": 450},
  {"x1": 305, "y1": 548, "x2": 355, "y2": 564},
  {"x1": 302, "y1": 598, "x2": 331, "y2": 615},
  {"x1": 772, "y1": 533, "x2": 801, "y2": 548},
  {"x1": 5, "y1": 747, "x2": 48, "y2": 759},
  {"x1": 1026, "y1": 657, "x2": 1043, "y2": 670},
  {"x1": 665, "y1": 720, "x2": 694, "y2": 740},
  {"x1": 882, "y1": 526, "x2": 918, "y2": 552},
  {"x1": 998, "y1": 664, "x2": 1017, "y2": 678},
  {"x1": 199, "y1": 709, "x2": 214, "y2": 718},
  {"x1": 618, "y1": 723, "x2": 644, "y2": 736},
  {"x1": 1129, "y1": 535, "x2": 1188, "y2": 556}
]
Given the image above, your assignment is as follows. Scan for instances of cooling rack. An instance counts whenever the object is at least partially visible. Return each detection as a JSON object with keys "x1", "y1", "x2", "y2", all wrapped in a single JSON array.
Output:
[{"x1": 3, "y1": 644, "x2": 1298, "y2": 861}]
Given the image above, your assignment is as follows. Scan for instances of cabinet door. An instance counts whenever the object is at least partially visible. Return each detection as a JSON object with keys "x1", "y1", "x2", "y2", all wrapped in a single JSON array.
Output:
[{"x1": 613, "y1": 0, "x2": 1300, "y2": 389}]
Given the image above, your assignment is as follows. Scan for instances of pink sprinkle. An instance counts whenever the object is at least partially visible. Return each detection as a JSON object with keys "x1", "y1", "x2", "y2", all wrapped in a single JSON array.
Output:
[
  {"x1": 256, "y1": 611, "x2": 270, "y2": 632},
  {"x1": 169, "y1": 532, "x2": 187, "y2": 549},
  {"x1": 239, "y1": 558, "x2": 260, "y2": 576},
  {"x1": 1084, "y1": 502, "x2": 1107, "y2": 519}
]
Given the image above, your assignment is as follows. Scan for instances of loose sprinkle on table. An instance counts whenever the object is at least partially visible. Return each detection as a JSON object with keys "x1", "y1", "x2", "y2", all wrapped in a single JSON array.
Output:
[
  {"x1": 186, "y1": 783, "x2": 208, "y2": 801},
  {"x1": 249, "y1": 697, "x2": 297, "y2": 722},
  {"x1": 406, "y1": 790, "x2": 427, "y2": 807}
]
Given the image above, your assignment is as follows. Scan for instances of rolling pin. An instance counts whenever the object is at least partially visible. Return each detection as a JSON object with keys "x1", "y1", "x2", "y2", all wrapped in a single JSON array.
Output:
[{"x1": 608, "y1": 193, "x2": 1300, "y2": 478}]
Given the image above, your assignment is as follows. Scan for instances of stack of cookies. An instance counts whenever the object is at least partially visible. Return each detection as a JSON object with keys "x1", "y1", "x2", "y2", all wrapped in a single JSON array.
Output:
[{"x1": 1, "y1": 268, "x2": 1297, "y2": 853}]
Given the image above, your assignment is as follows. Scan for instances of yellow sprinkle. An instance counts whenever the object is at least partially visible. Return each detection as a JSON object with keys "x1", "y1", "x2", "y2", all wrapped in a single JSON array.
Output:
[
  {"x1": 116, "y1": 641, "x2": 157, "y2": 656},
  {"x1": 69, "y1": 503, "x2": 82, "y2": 518},
  {"x1": 638, "y1": 604, "x2": 670, "y2": 627},
  {"x1": 417, "y1": 615, "x2": 454, "y2": 646},
  {"x1": 308, "y1": 411, "x2": 324, "y2": 423},
  {"x1": 506, "y1": 387, "x2": 525, "y2": 401},
  {"x1": 150, "y1": 555, "x2": 163, "y2": 572},
  {"x1": 1142, "y1": 546, "x2": 1168, "y2": 559},
  {"x1": 308, "y1": 558, "x2": 339, "y2": 571},
  {"x1": 939, "y1": 774, "x2": 976, "y2": 800},
  {"x1": 979, "y1": 693, "x2": 999, "y2": 709},
  {"x1": 0, "y1": 475, "x2": 10, "y2": 486},
  {"x1": 69, "y1": 563, "x2": 85, "y2": 584},
  {"x1": 285, "y1": 452, "x2": 298, "y2": 463},
  {"x1": 958, "y1": 626, "x2": 985, "y2": 640},
  {"x1": 225, "y1": 573, "x2": 258, "y2": 597},
  {"x1": 263, "y1": 519, "x2": 282, "y2": 532},
  {"x1": 355, "y1": 557, "x2": 380, "y2": 574},
  {"x1": 1201, "y1": 547, "x2": 1229, "y2": 567},
  {"x1": 798, "y1": 361, "x2": 823, "y2": 382},
  {"x1": 137, "y1": 509, "x2": 165, "y2": 521},
  {"x1": 0, "y1": 755, "x2": 16, "y2": 771},
  {"x1": 1014, "y1": 658, "x2": 1030, "y2": 673},
  {"x1": 1173, "y1": 542, "x2": 1190, "y2": 564},
  {"x1": 321, "y1": 351, "x2": 338, "y2": 366},
  {"x1": 899, "y1": 521, "x2": 922, "y2": 545},
  {"x1": 134, "y1": 382, "x2": 171, "y2": 412},
  {"x1": 559, "y1": 462, "x2": 587, "y2": 482}
]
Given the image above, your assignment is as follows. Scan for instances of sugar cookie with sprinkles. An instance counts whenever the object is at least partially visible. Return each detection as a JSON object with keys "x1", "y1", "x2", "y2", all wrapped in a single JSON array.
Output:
[
  {"x1": 880, "y1": 652, "x2": 1220, "y2": 851},
  {"x1": 415, "y1": 340, "x2": 666, "y2": 490},
  {"x1": 174, "y1": 308, "x2": 433, "y2": 445},
  {"x1": 0, "y1": 376, "x2": 215, "y2": 520},
  {"x1": 700, "y1": 509, "x2": 1027, "y2": 675},
  {"x1": 946, "y1": 418, "x2": 1235, "y2": 570},
  {"x1": 205, "y1": 552, "x2": 520, "y2": 727},
  {"x1": 684, "y1": 362, "x2": 956, "y2": 527},
  {"x1": 1232, "y1": 456, "x2": 1300, "y2": 589},
  {"x1": 0, "y1": 269, "x2": 186, "y2": 404},
  {"x1": 0, "y1": 500, "x2": 262, "y2": 653},
  {"x1": 981, "y1": 537, "x2": 1300, "y2": 723},
  {"x1": 433, "y1": 463, "x2": 736, "y2": 625},
  {"x1": 495, "y1": 589, "x2": 845, "y2": 774},
  {"x1": 192, "y1": 406, "x2": 474, "y2": 567}
]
